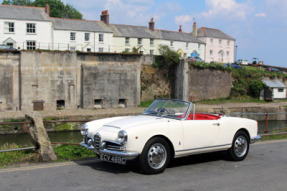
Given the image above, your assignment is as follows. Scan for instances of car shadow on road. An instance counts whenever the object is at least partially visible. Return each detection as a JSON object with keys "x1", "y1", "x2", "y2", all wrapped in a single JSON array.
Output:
[
  {"x1": 168, "y1": 151, "x2": 228, "y2": 169},
  {"x1": 74, "y1": 151, "x2": 228, "y2": 175}
]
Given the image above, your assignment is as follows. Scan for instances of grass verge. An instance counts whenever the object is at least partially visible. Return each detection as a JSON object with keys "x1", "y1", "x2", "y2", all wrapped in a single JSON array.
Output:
[
  {"x1": 0, "y1": 144, "x2": 96, "y2": 168},
  {"x1": 260, "y1": 133, "x2": 287, "y2": 141}
]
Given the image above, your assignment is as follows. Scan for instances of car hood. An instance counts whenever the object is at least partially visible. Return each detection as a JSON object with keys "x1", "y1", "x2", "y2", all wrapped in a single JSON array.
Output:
[{"x1": 102, "y1": 115, "x2": 168, "y2": 130}]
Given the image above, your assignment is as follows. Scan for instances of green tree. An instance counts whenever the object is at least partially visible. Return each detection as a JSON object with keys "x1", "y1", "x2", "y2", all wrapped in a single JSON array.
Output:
[
  {"x1": 2, "y1": 0, "x2": 83, "y2": 19},
  {"x1": 153, "y1": 45, "x2": 180, "y2": 69}
]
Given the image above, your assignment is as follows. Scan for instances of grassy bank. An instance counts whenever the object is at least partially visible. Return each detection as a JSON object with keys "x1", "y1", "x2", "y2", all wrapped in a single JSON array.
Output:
[{"x1": 0, "y1": 144, "x2": 96, "y2": 167}]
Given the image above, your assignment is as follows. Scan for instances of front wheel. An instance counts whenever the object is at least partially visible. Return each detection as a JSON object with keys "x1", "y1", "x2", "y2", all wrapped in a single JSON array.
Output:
[
  {"x1": 228, "y1": 131, "x2": 250, "y2": 161},
  {"x1": 139, "y1": 137, "x2": 171, "y2": 174}
]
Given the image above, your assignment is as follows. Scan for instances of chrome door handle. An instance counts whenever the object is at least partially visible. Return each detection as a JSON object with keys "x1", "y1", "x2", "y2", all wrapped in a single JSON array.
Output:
[{"x1": 213, "y1": 123, "x2": 220, "y2": 126}]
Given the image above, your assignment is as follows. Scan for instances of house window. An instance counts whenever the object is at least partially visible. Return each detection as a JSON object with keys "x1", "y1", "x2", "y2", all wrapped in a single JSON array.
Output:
[
  {"x1": 26, "y1": 23, "x2": 36, "y2": 34},
  {"x1": 150, "y1": 50, "x2": 154, "y2": 55},
  {"x1": 278, "y1": 88, "x2": 284, "y2": 92},
  {"x1": 87, "y1": 48, "x2": 91, "y2": 52},
  {"x1": 210, "y1": 50, "x2": 213, "y2": 57},
  {"x1": 219, "y1": 39, "x2": 222, "y2": 45},
  {"x1": 125, "y1": 37, "x2": 130, "y2": 45},
  {"x1": 198, "y1": 44, "x2": 200, "y2": 49},
  {"x1": 70, "y1": 46, "x2": 76, "y2": 51},
  {"x1": 99, "y1": 47, "x2": 104, "y2": 52},
  {"x1": 227, "y1": 40, "x2": 230, "y2": 46},
  {"x1": 26, "y1": 41, "x2": 36, "y2": 50},
  {"x1": 85, "y1": 33, "x2": 90, "y2": 41},
  {"x1": 125, "y1": 48, "x2": 130, "y2": 52},
  {"x1": 4, "y1": 22, "x2": 14, "y2": 33},
  {"x1": 150, "y1": 39, "x2": 154, "y2": 46},
  {"x1": 227, "y1": 51, "x2": 230, "y2": 58},
  {"x1": 210, "y1": 38, "x2": 213, "y2": 44},
  {"x1": 70, "y1": 32, "x2": 76, "y2": 41},
  {"x1": 7, "y1": 43, "x2": 14, "y2": 48},
  {"x1": 170, "y1": 41, "x2": 173, "y2": 46},
  {"x1": 186, "y1": 42, "x2": 188, "y2": 48},
  {"x1": 138, "y1": 38, "x2": 142, "y2": 45},
  {"x1": 99, "y1": 34, "x2": 104, "y2": 42}
]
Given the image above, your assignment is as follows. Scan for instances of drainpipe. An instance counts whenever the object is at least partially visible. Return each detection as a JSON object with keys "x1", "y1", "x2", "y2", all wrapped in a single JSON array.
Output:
[{"x1": 18, "y1": 52, "x2": 22, "y2": 110}]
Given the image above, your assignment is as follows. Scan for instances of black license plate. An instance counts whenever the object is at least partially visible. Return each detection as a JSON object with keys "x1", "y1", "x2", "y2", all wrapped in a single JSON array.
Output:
[{"x1": 100, "y1": 154, "x2": 126, "y2": 165}]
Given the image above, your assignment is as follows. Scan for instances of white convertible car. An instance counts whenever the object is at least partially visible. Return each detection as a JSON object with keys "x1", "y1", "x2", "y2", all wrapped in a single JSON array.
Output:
[{"x1": 80, "y1": 99, "x2": 260, "y2": 174}]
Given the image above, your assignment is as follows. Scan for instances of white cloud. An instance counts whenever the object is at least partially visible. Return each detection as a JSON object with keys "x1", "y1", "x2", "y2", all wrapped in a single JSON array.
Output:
[
  {"x1": 175, "y1": 15, "x2": 193, "y2": 26},
  {"x1": 201, "y1": 0, "x2": 251, "y2": 20},
  {"x1": 255, "y1": 13, "x2": 266, "y2": 17}
]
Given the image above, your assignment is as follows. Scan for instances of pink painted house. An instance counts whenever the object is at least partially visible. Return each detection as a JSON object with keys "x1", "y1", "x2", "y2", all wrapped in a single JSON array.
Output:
[{"x1": 192, "y1": 22, "x2": 235, "y2": 63}]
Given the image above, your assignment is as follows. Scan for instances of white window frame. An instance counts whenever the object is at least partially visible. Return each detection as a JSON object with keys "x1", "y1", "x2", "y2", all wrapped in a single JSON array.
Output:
[
  {"x1": 125, "y1": 37, "x2": 130, "y2": 45},
  {"x1": 26, "y1": 41, "x2": 36, "y2": 50},
  {"x1": 26, "y1": 23, "x2": 36, "y2": 34},
  {"x1": 219, "y1": 39, "x2": 222, "y2": 46},
  {"x1": 138, "y1": 38, "x2": 142, "y2": 45},
  {"x1": 85, "y1": 33, "x2": 90, "y2": 41},
  {"x1": 150, "y1": 50, "x2": 154, "y2": 55},
  {"x1": 150, "y1": 39, "x2": 154, "y2": 46},
  {"x1": 210, "y1": 38, "x2": 213, "y2": 45},
  {"x1": 227, "y1": 40, "x2": 230, "y2": 46},
  {"x1": 99, "y1": 34, "x2": 104, "y2": 42},
  {"x1": 98, "y1": 47, "x2": 104, "y2": 52},
  {"x1": 226, "y1": 51, "x2": 230, "y2": 58},
  {"x1": 70, "y1": 46, "x2": 76, "y2": 52},
  {"x1": 125, "y1": 48, "x2": 130, "y2": 52},
  {"x1": 4, "y1": 22, "x2": 15, "y2": 33},
  {"x1": 170, "y1": 41, "x2": 173, "y2": 46},
  {"x1": 70, "y1": 32, "x2": 76, "y2": 41},
  {"x1": 210, "y1": 50, "x2": 213, "y2": 57},
  {"x1": 186, "y1": 42, "x2": 188, "y2": 48}
]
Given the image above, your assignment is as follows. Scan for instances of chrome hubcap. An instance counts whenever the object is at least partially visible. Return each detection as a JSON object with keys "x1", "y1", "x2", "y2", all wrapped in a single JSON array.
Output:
[
  {"x1": 234, "y1": 135, "x2": 247, "y2": 157},
  {"x1": 148, "y1": 143, "x2": 167, "y2": 169}
]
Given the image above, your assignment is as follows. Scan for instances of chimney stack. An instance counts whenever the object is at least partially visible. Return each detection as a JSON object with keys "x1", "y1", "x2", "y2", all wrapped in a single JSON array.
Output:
[
  {"x1": 179, "y1": 25, "x2": 182, "y2": 33},
  {"x1": 192, "y1": 22, "x2": 197, "y2": 37},
  {"x1": 45, "y1": 4, "x2": 50, "y2": 16},
  {"x1": 149, "y1": 18, "x2": 155, "y2": 31},
  {"x1": 101, "y1": 10, "x2": 109, "y2": 26}
]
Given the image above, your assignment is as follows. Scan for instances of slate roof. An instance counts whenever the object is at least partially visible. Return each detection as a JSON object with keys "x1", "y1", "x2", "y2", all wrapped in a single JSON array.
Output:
[
  {"x1": 109, "y1": 24, "x2": 158, "y2": 38},
  {"x1": 0, "y1": 5, "x2": 50, "y2": 21},
  {"x1": 197, "y1": 27, "x2": 235, "y2": 40},
  {"x1": 53, "y1": 18, "x2": 112, "y2": 33},
  {"x1": 262, "y1": 79, "x2": 286, "y2": 88},
  {"x1": 157, "y1": 30, "x2": 205, "y2": 44}
]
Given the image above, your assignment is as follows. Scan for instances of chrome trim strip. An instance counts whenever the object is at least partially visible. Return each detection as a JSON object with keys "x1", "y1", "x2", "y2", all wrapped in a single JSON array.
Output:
[
  {"x1": 80, "y1": 142, "x2": 95, "y2": 150},
  {"x1": 251, "y1": 135, "x2": 261, "y2": 144},
  {"x1": 100, "y1": 149, "x2": 139, "y2": 160},
  {"x1": 176, "y1": 144, "x2": 231, "y2": 153}
]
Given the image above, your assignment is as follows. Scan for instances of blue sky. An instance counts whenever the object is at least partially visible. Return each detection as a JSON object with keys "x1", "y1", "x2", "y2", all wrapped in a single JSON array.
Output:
[{"x1": 3, "y1": 0, "x2": 287, "y2": 67}]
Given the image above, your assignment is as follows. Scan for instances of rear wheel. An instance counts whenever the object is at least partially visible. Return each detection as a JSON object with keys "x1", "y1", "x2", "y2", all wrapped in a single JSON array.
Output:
[
  {"x1": 228, "y1": 131, "x2": 250, "y2": 161},
  {"x1": 139, "y1": 137, "x2": 171, "y2": 174}
]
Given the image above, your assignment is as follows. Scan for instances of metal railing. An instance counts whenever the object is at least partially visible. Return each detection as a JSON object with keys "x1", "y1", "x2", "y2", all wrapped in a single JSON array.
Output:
[{"x1": 230, "y1": 112, "x2": 287, "y2": 134}]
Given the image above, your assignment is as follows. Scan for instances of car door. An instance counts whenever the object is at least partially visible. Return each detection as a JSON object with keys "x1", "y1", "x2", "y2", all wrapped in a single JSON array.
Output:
[{"x1": 181, "y1": 119, "x2": 220, "y2": 151}]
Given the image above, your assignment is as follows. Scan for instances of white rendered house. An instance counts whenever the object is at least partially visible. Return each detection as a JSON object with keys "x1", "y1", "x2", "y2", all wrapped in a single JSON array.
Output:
[
  {"x1": 52, "y1": 18, "x2": 113, "y2": 52},
  {"x1": 0, "y1": 5, "x2": 53, "y2": 50}
]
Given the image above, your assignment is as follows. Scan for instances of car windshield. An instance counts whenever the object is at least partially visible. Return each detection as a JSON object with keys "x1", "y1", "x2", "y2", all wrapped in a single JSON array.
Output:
[{"x1": 143, "y1": 99, "x2": 191, "y2": 120}]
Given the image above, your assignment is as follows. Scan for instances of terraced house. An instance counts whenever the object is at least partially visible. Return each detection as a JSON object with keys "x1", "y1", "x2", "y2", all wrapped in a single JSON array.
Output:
[{"x1": 0, "y1": 4, "x2": 234, "y2": 62}]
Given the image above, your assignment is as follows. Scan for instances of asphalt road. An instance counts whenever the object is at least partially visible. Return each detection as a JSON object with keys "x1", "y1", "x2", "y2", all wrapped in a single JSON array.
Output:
[{"x1": 0, "y1": 140, "x2": 286, "y2": 191}]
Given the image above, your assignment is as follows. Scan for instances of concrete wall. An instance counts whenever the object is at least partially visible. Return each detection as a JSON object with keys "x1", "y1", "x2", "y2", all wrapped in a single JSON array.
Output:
[
  {"x1": 171, "y1": 61, "x2": 232, "y2": 102},
  {"x1": 0, "y1": 51, "x2": 20, "y2": 111},
  {"x1": 80, "y1": 54, "x2": 141, "y2": 108},
  {"x1": 20, "y1": 51, "x2": 79, "y2": 111}
]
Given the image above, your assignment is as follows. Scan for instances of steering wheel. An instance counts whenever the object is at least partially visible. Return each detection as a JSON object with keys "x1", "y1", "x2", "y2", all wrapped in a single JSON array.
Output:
[{"x1": 157, "y1": 108, "x2": 170, "y2": 115}]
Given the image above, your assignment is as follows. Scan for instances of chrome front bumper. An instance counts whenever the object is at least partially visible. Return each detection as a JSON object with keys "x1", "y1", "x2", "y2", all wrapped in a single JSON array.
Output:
[
  {"x1": 251, "y1": 135, "x2": 261, "y2": 144},
  {"x1": 80, "y1": 142, "x2": 139, "y2": 160}
]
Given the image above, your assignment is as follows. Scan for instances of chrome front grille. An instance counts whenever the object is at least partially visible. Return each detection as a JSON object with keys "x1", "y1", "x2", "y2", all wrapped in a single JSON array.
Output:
[{"x1": 94, "y1": 133, "x2": 101, "y2": 153}]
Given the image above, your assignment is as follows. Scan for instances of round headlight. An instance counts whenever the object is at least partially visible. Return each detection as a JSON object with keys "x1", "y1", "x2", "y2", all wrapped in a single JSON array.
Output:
[
  {"x1": 118, "y1": 130, "x2": 128, "y2": 144},
  {"x1": 81, "y1": 124, "x2": 88, "y2": 136}
]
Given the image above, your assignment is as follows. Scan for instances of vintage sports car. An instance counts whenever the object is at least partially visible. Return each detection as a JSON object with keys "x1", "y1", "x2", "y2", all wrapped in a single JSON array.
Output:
[{"x1": 80, "y1": 99, "x2": 260, "y2": 174}]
